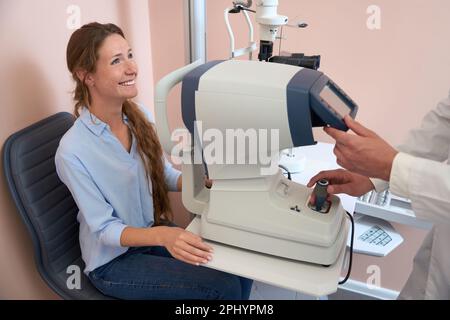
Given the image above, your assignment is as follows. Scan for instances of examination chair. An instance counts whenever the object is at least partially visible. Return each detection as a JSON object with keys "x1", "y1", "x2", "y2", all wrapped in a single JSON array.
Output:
[{"x1": 3, "y1": 112, "x2": 112, "y2": 300}]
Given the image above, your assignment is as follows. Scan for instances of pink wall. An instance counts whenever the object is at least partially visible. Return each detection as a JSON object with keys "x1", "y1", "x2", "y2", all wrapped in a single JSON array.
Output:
[{"x1": 148, "y1": 0, "x2": 188, "y2": 135}]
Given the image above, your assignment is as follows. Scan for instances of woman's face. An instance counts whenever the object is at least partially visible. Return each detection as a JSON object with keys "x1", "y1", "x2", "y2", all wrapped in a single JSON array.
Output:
[{"x1": 89, "y1": 33, "x2": 138, "y2": 103}]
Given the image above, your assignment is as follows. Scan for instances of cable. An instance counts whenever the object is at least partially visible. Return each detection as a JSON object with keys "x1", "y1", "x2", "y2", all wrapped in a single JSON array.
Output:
[
  {"x1": 338, "y1": 210, "x2": 354, "y2": 285},
  {"x1": 278, "y1": 164, "x2": 291, "y2": 180}
]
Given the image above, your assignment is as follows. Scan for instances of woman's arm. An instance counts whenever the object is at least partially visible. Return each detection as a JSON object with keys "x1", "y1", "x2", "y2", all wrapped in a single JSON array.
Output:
[
  {"x1": 56, "y1": 149, "x2": 213, "y2": 266},
  {"x1": 55, "y1": 150, "x2": 128, "y2": 248},
  {"x1": 120, "y1": 225, "x2": 214, "y2": 266},
  {"x1": 120, "y1": 226, "x2": 167, "y2": 247}
]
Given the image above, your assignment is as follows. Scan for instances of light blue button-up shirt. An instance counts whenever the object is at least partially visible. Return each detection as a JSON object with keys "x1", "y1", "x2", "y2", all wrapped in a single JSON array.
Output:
[{"x1": 55, "y1": 105, "x2": 181, "y2": 274}]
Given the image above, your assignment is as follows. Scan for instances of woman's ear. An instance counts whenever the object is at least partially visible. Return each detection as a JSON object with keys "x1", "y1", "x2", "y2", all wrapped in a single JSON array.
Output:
[{"x1": 75, "y1": 69, "x2": 94, "y2": 87}]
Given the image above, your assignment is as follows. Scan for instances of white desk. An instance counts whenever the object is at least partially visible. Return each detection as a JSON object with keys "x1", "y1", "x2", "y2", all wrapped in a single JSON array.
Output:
[
  {"x1": 186, "y1": 142, "x2": 352, "y2": 297},
  {"x1": 187, "y1": 217, "x2": 349, "y2": 297}
]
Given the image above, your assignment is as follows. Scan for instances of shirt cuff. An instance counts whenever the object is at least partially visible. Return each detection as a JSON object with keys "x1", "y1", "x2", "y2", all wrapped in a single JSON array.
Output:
[
  {"x1": 369, "y1": 178, "x2": 389, "y2": 193},
  {"x1": 389, "y1": 152, "x2": 417, "y2": 199},
  {"x1": 99, "y1": 222, "x2": 128, "y2": 247}
]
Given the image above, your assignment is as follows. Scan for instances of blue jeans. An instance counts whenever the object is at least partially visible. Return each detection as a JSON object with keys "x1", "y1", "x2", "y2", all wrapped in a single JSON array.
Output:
[{"x1": 88, "y1": 245, "x2": 253, "y2": 300}]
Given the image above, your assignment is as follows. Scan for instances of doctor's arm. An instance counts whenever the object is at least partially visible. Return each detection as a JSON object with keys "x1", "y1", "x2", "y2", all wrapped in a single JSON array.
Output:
[
  {"x1": 388, "y1": 150, "x2": 450, "y2": 226},
  {"x1": 365, "y1": 94, "x2": 450, "y2": 192},
  {"x1": 308, "y1": 116, "x2": 395, "y2": 199},
  {"x1": 317, "y1": 97, "x2": 450, "y2": 226},
  {"x1": 323, "y1": 93, "x2": 450, "y2": 178}
]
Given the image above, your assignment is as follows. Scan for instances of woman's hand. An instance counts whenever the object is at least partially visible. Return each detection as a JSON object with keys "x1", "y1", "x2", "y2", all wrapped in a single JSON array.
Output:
[
  {"x1": 324, "y1": 116, "x2": 398, "y2": 181},
  {"x1": 205, "y1": 177, "x2": 212, "y2": 188},
  {"x1": 307, "y1": 169, "x2": 375, "y2": 199},
  {"x1": 162, "y1": 227, "x2": 214, "y2": 266},
  {"x1": 177, "y1": 175, "x2": 212, "y2": 191}
]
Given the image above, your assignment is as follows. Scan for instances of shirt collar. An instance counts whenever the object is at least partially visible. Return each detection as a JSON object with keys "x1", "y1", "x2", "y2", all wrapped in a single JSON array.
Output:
[
  {"x1": 79, "y1": 107, "x2": 129, "y2": 136},
  {"x1": 79, "y1": 107, "x2": 108, "y2": 136}
]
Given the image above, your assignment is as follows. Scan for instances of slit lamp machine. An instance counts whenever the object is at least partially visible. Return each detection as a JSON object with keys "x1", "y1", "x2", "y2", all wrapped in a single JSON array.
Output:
[{"x1": 155, "y1": 0, "x2": 358, "y2": 267}]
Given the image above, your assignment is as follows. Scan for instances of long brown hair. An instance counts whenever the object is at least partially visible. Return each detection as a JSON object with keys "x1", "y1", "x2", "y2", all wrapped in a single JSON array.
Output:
[{"x1": 66, "y1": 22, "x2": 172, "y2": 225}]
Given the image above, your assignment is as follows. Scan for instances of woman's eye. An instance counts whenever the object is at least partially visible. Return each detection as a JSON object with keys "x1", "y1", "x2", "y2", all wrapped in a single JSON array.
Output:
[
  {"x1": 128, "y1": 52, "x2": 134, "y2": 59},
  {"x1": 111, "y1": 58, "x2": 120, "y2": 65}
]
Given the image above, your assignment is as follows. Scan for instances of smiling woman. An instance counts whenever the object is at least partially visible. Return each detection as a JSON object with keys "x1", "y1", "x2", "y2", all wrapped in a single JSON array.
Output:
[
  {"x1": 66, "y1": 23, "x2": 171, "y2": 226},
  {"x1": 58, "y1": 22, "x2": 253, "y2": 300},
  {"x1": 85, "y1": 34, "x2": 138, "y2": 104}
]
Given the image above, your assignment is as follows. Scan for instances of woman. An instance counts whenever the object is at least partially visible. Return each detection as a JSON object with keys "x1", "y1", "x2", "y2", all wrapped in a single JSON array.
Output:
[{"x1": 57, "y1": 22, "x2": 252, "y2": 300}]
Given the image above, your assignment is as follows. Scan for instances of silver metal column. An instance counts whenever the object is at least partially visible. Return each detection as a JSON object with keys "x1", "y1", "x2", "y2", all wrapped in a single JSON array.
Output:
[{"x1": 185, "y1": 0, "x2": 207, "y2": 63}]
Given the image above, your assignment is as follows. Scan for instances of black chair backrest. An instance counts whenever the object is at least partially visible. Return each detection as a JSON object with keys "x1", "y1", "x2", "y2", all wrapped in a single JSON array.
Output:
[{"x1": 3, "y1": 112, "x2": 112, "y2": 299}]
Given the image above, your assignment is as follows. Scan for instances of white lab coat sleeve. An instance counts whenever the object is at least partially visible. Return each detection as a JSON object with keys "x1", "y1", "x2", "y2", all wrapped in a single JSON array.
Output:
[
  {"x1": 388, "y1": 91, "x2": 450, "y2": 226},
  {"x1": 369, "y1": 178, "x2": 389, "y2": 193},
  {"x1": 390, "y1": 152, "x2": 450, "y2": 226}
]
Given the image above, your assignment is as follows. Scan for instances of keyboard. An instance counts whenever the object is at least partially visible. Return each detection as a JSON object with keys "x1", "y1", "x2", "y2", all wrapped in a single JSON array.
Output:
[
  {"x1": 349, "y1": 214, "x2": 404, "y2": 257},
  {"x1": 358, "y1": 225, "x2": 392, "y2": 247},
  {"x1": 348, "y1": 190, "x2": 410, "y2": 256}
]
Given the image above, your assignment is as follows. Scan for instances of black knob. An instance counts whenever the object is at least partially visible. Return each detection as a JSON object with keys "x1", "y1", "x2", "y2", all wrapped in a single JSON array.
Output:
[{"x1": 313, "y1": 179, "x2": 329, "y2": 212}]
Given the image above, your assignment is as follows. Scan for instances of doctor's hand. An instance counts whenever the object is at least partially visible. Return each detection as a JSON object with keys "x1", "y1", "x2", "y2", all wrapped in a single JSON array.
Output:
[
  {"x1": 307, "y1": 169, "x2": 375, "y2": 198},
  {"x1": 324, "y1": 116, "x2": 398, "y2": 181},
  {"x1": 162, "y1": 227, "x2": 214, "y2": 266}
]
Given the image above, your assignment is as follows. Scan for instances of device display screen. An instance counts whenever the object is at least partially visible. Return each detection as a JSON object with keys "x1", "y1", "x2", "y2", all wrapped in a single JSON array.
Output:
[{"x1": 319, "y1": 85, "x2": 352, "y2": 119}]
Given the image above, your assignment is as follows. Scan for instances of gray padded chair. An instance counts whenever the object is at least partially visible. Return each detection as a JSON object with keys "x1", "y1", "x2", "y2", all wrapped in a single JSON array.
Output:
[{"x1": 3, "y1": 112, "x2": 113, "y2": 300}]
